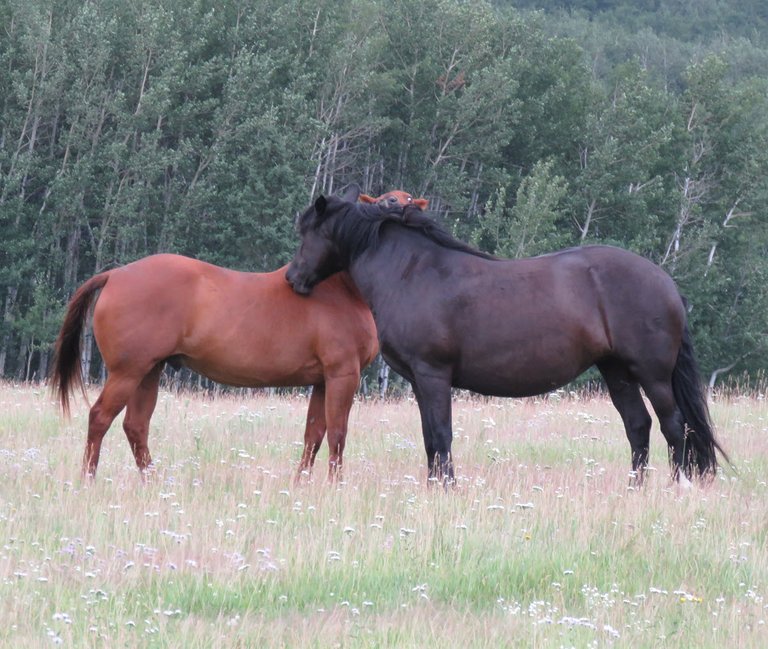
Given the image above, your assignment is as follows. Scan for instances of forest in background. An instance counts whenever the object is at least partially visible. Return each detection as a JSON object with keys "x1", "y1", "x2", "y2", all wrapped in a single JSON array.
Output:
[{"x1": 1, "y1": 0, "x2": 767, "y2": 390}]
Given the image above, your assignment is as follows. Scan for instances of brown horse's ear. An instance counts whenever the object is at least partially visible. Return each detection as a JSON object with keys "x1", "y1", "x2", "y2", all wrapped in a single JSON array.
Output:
[
  {"x1": 413, "y1": 198, "x2": 429, "y2": 210},
  {"x1": 339, "y1": 183, "x2": 361, "y2": 203},
  {"x1": 359, "y1": 194, "x2": 376, "y2": 204}
]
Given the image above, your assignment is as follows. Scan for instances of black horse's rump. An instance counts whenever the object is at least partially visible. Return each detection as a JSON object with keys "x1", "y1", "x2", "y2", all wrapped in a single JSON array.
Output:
[{"x1": 287, "y1": 185, "x2": 728, "y2": 484}]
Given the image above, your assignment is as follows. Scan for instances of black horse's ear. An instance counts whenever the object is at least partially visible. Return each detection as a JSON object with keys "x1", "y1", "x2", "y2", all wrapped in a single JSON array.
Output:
[
  {"x1": 402, "y1": 205, "x2": 424, "y2": 225},
  {"x1": 339, "y1": 183, "x2": 361, "y2": 203},
  {"x1": 314, "y1": 195, "x2": 327, "y2": 218}
]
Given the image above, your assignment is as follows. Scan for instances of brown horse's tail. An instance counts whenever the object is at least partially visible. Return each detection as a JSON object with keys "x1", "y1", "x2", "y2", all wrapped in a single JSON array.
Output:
[{"x1": 51, "y1": 273, "x2": 110, "y2": 417}]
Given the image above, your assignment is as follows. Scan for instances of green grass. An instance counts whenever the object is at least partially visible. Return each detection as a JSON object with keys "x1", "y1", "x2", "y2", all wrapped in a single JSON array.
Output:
[{"x1": 1, "y1": 382, "x2": 767, "y2": 647}]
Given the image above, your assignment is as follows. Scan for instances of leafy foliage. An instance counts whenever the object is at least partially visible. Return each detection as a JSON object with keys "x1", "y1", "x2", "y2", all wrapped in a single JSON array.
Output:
[{"x1": 0, "y1": 0, "x2": 766, "y2": 387}]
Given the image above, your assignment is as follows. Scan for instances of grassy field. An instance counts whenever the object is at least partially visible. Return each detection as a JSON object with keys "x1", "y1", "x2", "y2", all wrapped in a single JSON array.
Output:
[{"x1": 0, "y1": 382, "x2": 766, "y2": 648}]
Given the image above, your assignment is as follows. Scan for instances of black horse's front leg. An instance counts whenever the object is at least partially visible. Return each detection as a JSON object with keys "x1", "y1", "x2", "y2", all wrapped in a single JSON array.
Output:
[{"x1": 411, "y1": 368, "x2": 455, "y2": 486}]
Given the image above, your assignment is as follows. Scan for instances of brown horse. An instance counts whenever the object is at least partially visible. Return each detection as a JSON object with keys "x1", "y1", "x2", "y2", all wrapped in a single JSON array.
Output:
[
  {"x1": 52, "y1": 190, "x2": 424, "y2": 481},
  {"x1": 360, "y1": 190, "x2": 429, "y2": 210}
]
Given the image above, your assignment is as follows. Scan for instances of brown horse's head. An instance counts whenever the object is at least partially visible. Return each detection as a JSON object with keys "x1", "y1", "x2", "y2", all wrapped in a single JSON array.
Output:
[{"x1": 360, "y1": 190, "x2": 428, "y2": 211}]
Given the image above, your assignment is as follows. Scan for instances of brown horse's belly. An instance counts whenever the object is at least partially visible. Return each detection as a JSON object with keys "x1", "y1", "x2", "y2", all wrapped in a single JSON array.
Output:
[{"x1": 179, "y1": 354, "x2": 325, "y2": 389}]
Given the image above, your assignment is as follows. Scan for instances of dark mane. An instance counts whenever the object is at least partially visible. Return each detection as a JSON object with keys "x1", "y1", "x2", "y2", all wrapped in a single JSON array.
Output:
[{"x1": 333, "y1": 201, "x2": 497, "y2": 262}]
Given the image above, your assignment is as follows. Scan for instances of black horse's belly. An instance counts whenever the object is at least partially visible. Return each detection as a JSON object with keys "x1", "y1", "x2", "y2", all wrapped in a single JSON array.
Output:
[
  {"x1": 453, "y1": 371, "x2": 577, "y2": 399},
  {"x1": 453, "y1": 352, "x2": 595, "y2": 399}
]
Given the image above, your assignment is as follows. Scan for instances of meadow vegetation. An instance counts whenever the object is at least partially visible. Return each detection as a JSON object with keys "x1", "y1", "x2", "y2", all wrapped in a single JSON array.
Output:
[{"x1": 1, "y1": 381, "x2": 767, "y2": 647}]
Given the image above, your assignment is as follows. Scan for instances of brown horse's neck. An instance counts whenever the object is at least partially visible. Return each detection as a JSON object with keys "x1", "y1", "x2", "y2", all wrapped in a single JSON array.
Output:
[{"x1": 336, "y1": 271, "x2": 367, "y2": 302}]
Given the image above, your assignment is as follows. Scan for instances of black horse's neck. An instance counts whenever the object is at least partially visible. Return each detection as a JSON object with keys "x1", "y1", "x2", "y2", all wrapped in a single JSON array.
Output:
[{"x1": 334, "y1": 202, "x2": 494, "y2": 266}]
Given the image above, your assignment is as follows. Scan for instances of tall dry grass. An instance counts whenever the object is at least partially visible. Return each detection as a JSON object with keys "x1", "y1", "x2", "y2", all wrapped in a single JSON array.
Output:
[{"x1": 0, "y1": 382, "x2": 766, "y2": 647}]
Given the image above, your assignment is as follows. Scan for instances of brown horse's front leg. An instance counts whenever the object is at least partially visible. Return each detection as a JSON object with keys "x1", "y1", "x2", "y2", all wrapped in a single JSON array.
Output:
[
  {"x1": 324, "y1": 373, "x2": 360, "y2": 482},
  {"x1": 295, "y1": 385, "x2": 327, "y2": 483}
]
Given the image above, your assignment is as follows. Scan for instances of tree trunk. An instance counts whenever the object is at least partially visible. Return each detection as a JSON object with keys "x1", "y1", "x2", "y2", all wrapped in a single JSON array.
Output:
[
  {"x1": 579, "y1": 198, "x2": 597, "y2": 242},
  {"x1": 378, "y1": 357, "x2": 390, "y2": 397},
  {"x1": 25, "y1": 339, "x2": 35, "y2": 382},
  {"x1": 37, "y1": 348, "x2": 49, "y2": 381},
  {"x1": 0, "y1": 286, "x2": 19, "y2": 376},
  {"x1": 708, "y1": 360, "x2": 739, "y2": 401},
  {"x1": 82, "y1": 329, "x2": 94, "y2": 385}
]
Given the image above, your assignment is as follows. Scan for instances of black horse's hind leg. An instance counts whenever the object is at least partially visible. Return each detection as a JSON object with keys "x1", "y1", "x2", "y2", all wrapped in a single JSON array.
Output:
[
  {"x1": 640, "y1": 379, "x2": 689, "y2": 481},
  {"x1": 410, "y1": 368, "x2": 454, "y2": 485},
  {"x1": 597, "y1": 360, "x2": 652, "y2": 485}
]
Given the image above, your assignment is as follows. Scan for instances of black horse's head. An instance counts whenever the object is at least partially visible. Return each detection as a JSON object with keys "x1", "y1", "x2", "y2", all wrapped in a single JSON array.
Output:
[
  {"x1": 287, "y1": 184, "x2": 447, "y2": 295},
  {"x1": 286, "y1": 184, "x2": 361, "y2": 295}
]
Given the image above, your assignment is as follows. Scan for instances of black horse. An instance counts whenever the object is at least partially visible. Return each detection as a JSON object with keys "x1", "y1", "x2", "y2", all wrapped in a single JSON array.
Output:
[{"x1": 286, "y1": 185, "x2": 728, "y2": 484}]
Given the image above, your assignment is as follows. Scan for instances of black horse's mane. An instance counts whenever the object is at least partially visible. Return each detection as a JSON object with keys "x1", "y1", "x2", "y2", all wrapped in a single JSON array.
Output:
[{"x1": 330, "y1": 200, "x2": 497, "y2": 262}]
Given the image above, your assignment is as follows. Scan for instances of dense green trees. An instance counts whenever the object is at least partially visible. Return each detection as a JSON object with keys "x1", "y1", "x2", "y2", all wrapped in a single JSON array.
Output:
[{"x1": 1, "y1": 0, "x2": 766, "y2": 389}]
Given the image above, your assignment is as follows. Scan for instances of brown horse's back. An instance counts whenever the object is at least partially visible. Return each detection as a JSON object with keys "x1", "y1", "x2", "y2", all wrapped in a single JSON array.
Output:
[{"x1": 92, "y1": 254, "x2": 377, "y2": 387}]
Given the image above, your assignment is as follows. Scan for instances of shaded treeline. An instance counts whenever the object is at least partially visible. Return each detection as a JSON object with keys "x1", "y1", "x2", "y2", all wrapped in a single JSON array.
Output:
[{"x1": 1, "y1": 0, "x2": 767, "y2": 389}]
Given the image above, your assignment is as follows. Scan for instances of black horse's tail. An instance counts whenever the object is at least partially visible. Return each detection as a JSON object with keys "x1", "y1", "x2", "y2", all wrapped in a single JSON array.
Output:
[
  {"x1": 671, "y1": 321, "x2": 729, "y2": 478},
  {"x1": 50, "y1": 272, "x2": 110, "y2": 417}
]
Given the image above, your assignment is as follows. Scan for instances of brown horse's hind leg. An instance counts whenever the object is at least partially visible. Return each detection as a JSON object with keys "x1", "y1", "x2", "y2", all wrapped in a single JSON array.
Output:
[
  {"x1": 597, "y1": 360, "x2": 652, "y2": 486},
  {"x1": 324, "y1": 373, "x2": 360, "y2": 481},
  {"x1": 122, "y1": 364, "x2": 162, "y2": 475},
  {"x1": 83, "y1": 374, "x2": 142, "y2": 480},
  {"x1": 296, "y1": 384, "x2": 327, "y2": 482}
]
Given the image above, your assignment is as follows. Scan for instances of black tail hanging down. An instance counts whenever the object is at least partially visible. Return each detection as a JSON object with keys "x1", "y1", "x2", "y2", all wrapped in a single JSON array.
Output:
[{"x1": 671, "y1": 322, "x2": 730, "y2": 478}]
